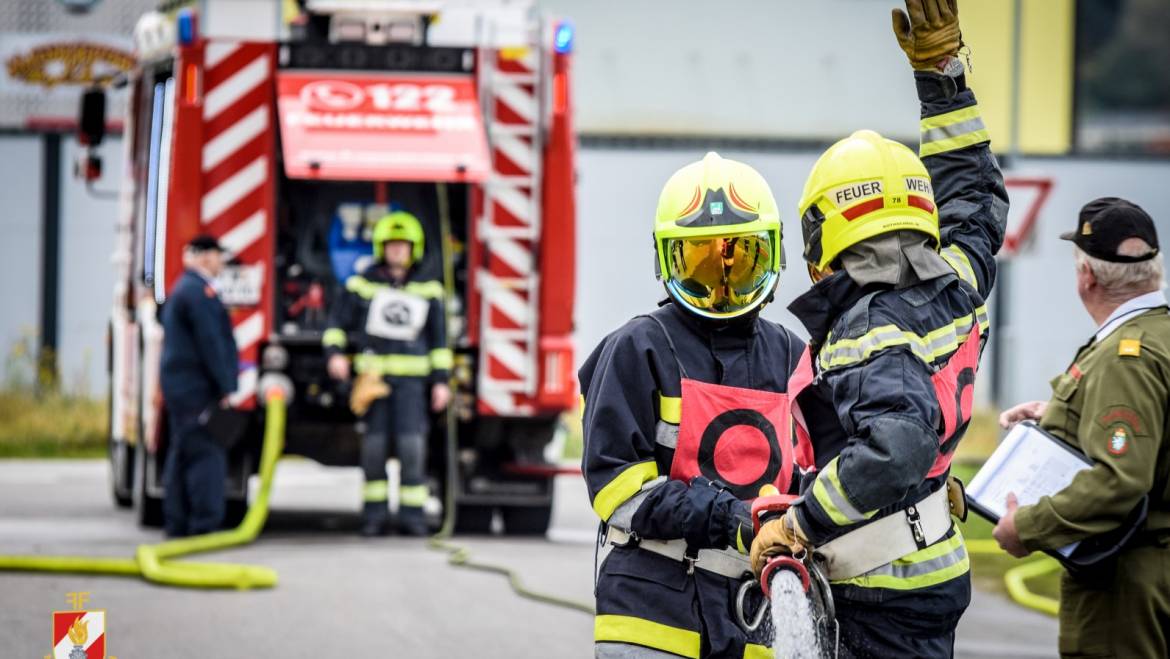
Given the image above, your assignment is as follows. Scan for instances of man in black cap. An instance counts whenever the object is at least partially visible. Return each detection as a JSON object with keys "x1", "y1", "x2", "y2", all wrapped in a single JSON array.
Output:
[
  {"x1": 159, "y1": 234, "x2": 239, "y2": 536},
  {"x1": 994, "y1": 197, "x2": 1170, "y2": 657}
]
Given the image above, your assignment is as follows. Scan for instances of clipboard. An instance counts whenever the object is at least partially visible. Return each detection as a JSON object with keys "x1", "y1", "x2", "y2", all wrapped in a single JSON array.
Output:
[{"x1": 966, "y1": 420, "x2": 1148, "y2": 568}]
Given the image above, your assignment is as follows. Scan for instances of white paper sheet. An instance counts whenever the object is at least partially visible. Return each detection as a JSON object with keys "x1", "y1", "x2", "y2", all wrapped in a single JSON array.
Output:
[{"x1": 966, "y1": 422, "x2": 1092, "y2": 557}]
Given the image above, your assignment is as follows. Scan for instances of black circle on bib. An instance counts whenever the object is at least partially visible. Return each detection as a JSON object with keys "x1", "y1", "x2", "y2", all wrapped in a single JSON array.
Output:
[{"x1": 697, "y1": 408, "x2": 781, "y2": 499}]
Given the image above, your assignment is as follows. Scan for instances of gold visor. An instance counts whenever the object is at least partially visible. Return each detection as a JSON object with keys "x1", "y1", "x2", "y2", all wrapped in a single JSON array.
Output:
[{"x1": 664, "y1": 232, "x2": 776, "y2": 317}]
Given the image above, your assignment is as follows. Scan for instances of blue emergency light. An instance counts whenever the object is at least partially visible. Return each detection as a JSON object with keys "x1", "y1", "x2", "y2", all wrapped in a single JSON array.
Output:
[
  {"x1": 554, "y1": 21, "x2": 574, "y2": 54},
  {"x1": 177, "y1": 8, "x2": 197, "y2": 45}
]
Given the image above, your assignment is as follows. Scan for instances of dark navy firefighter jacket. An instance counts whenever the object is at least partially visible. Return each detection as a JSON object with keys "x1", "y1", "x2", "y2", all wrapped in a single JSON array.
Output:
[
  {"x1": 580, "y1": 302, "x2": 805, "y2": 656},
  {"x1": 786, "y1": 72, "x2": 1008, "y2": 610},
  {"x1": 322, "y1": 263, "x2": 450, "y2": 385},
  {"x1": 160, "y1": 269, "x2": 239, "y2": 414}
]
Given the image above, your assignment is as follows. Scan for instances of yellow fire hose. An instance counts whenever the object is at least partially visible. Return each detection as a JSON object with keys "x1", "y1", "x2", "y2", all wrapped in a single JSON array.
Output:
[
  {"x1": 425, "y1": 181, "x2": 595, "y2": 616},
  {"x1": 965, "y1": 538, "x2": 1061, "y2": 616},
  {"x1": 0, "y1": 389, "x2": 286, "y2": 589}
]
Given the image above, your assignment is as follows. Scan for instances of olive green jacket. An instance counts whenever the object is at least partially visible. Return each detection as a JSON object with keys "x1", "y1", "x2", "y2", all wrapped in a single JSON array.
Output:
[{"x1": 1016, "y1": 306, "x2": 1170, "y2": 552}]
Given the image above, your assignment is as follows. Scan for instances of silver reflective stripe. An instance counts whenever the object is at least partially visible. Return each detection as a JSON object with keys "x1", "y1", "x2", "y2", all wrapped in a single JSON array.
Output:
[
  {"x1": 921, "y1": 117, "x2": 987, "y2": 145},
  {"x1": 817, "y1": 475, "x2": 871, "y2": 524},
  {"x1": 607, "y1": 476, "x2": 666, "y2": 530},
  {"x1": 596, "y1": 642, "x2": 684, "y2": 659},
  {"x1": 655, "y1": 421, "x2": 679, "y2": 450},
  {"x1": 856, "y1": 537, "x2": 967, "y2": 580}
]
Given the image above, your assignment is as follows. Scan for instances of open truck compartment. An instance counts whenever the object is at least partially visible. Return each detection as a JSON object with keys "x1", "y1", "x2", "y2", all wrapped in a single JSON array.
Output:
[{"x1": 100, "y1": 1, "x2": 578, "y2": 533}]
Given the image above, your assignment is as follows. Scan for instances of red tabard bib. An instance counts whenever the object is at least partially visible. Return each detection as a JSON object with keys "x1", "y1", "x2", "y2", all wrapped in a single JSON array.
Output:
[
  {"x1": 670, "y1": 378, "x2": 794, "y2": 501},
  {"x1": 789, "y1": 325, "x2": 981, "y2": 477}
]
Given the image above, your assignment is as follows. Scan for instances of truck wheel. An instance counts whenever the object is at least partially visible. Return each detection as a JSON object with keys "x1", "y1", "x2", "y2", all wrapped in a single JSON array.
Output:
[
  {"x1": 501, "y1": 502, "x2": 553, "y2": 536},
  {"x1": 133, "y1": 436, "x2": 165, "y2": 528},
  {"x1": 454, "y1": 503, "x2": 495, "y2": 534},
  {"x1": 109, "y1": 438, "x2": 133, "y2": 508}
]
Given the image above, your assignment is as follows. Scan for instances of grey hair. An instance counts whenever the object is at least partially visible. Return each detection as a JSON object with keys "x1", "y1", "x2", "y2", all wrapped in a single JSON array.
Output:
[{"x1": 1074, "y1": 238, "x2": 1166, "y2": 300}]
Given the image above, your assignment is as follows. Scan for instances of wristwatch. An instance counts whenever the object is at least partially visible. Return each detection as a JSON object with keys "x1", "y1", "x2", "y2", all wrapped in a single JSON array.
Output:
[{"x1": 915, "y1": 56, "x2": 966, "y2": 102}]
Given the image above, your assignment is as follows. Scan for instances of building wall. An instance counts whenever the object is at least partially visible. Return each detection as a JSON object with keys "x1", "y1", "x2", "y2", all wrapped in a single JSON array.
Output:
[
  {"x1": 0, "y1": 134, "x2": 120, "y2": 395},
  {"x1": 0, "y1": 135, "x2": 42, "y2": 380},
  {"x1": 573, "y1": 147, "x2": 1170, "y2": 407}
]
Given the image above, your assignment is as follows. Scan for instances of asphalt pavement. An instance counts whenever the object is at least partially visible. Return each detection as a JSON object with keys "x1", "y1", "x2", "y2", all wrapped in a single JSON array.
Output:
[{"x1": 0, "y1": 460, "x2": 1057, "y2": 658}]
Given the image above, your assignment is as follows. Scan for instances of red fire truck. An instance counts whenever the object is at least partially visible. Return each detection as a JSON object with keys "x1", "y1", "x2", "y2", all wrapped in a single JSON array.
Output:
[{"x1": 83, "y1": 1, "x2": 577, "y2": 534}]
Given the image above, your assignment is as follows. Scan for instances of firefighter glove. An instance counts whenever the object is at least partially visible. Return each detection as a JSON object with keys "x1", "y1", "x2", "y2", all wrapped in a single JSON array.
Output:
[
  {"x1": 891, "y1": 0, "x2": 962, "y2": 71},
  {"x1": 349, "y1": 372, "x2": 390, "y2": 416},
  {"x1": 750, "y1": 509, "x2": 808, "y2": 577},
  {"x1": 678, "y1": 476, "x2": 750, "y2": 551}
]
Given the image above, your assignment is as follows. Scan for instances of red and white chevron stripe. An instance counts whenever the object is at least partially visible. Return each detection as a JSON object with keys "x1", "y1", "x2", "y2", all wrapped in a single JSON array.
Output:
[
  {"x1": 476, "y1": 48, "x2": 543, "y2": 416},
  {"x1": 201, "y1": 41, "x2": 276, "y2": 408}
]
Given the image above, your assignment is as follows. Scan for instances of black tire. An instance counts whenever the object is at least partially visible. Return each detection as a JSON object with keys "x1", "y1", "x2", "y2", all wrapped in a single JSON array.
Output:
[
  {"x1": 501, "y1": 502, "x2": 553, "y2": 536},
  {"x1": 133, "y1": 437, "x2": 165, "y2": 528},
  {"x1": 109, "y1": 438, "x2": 134, "y2": 508},
  {"x1": 454, "y1": 503, "x2": 495, "y2": 535},
  {"x1": 223, "y1": 497, "x2": 248, "y2": 529}
]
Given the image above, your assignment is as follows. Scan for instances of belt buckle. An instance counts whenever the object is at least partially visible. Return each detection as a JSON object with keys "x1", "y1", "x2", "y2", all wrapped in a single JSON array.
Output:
[
  {"x1": 906, "y1": 505, "x2": 927, "y2": 549},
  {"x1": 684, "y1": 547, "x2": 699, "y2": 575}
]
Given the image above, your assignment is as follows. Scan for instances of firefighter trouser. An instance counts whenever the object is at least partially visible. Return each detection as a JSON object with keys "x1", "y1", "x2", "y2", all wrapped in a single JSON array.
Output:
[
  {"x1": 163, "y1": 407, "x2": 227, "y2": 537},
  {"x1": 1057, "y1": 541, "x2": 1170, "y2": 658},
  {"x1": 360, "y1": 378, "x2": 429, "y2": 524},
  {"x1": 831, "y1": 577, "x2": 970, "y2": 659},
  {"x1": 594, "y1": 543, "x2": 772, "y2": 659}
]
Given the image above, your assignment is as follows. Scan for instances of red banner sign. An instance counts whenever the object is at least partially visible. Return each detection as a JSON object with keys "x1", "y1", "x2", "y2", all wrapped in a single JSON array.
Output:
[{"x1": 275, "y1": 71, "x2": 491, "y2": 182}]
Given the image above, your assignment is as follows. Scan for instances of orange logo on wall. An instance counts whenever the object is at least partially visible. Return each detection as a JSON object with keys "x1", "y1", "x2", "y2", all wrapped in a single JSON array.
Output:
[{"x1": 6, "y1": 42, "x2": 133, "y2": 88}]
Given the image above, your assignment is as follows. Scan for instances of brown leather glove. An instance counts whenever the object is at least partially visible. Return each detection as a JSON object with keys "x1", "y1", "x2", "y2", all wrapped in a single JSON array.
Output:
[
  {"x1": 750, "y1": 509, "x2": 808, "y2": 576},
  {"x1": 891, "y1": 0, "x2": 962, "y2": 71},
  {"x1": 349, "y1": 372, "x2": 390, "y2": 416}
]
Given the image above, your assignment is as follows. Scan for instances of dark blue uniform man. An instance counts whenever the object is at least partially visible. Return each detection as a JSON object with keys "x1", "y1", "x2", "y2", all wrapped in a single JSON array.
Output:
[{"x1": 160, "y1": 234, "x2": 239, "y2": 537}]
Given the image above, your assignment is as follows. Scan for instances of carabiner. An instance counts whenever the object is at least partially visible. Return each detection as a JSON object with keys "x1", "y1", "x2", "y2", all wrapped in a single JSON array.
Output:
[{"x1": 734, "y1": 578, "x2": 769, "y2": 634}]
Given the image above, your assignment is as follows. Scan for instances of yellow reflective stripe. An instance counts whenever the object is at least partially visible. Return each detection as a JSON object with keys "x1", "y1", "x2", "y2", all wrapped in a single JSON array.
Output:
[
  {"x1": 940, "y1": 245, "x2": 978, "y2": 288},
  {"x1": 592, "y1": 461, "x2": 659, "y2": 522},
  {"x1": 322, "y1": 328, "x2": 347, "y2": 348},
  {"x1": 818, "y1": 305, "x2": 989, "y2": 371},
  {"x1": 404, "y1": 280, "x2": 444, "y2": 299},
  {"x1": 920, "y1": 104, "x2": 982, "y2": 131},
  {"x1": 363, "y1": 480, "x2": 389, "y2": 502},
  {"x1": 834, "y1": 529, "x2": 970, "y2": 590},
  {"x1": 744, "y1": 644, "x2": 773, "y2": 659},
  {"x1": 812, "y1": 457, "x2": 877, "y2": 526},
  {"x1": 353, "y1": 353, "x2": 433, "y2": 376},
  {"x1": 345, "y1": 276, "x2": 383, "y2": 299},
  {"x1": 399, "y1": 484, "x2": 429, "y2": 507},
  {"x1": 920, "y1": 129, "x2": 992, "y2": 157},
  {"x1": 348, "y1": 277, "x2": 442, "y2": 300},
  {"x1": 657, "y1": 393, "x2": 681, "y2": 424},
  {"x1": 920, "y1": 105, "x2": 990, "y2": 156},
  {"x1": 594, "y1": 615, "x2": 700, "y2": 659},
  {"x1": 429, "y1": 348, "x2": 453, "y2": 370}
]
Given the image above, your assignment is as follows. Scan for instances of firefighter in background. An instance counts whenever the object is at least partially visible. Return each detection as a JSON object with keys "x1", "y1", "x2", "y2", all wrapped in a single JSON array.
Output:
[
  {"x1": 580, "y1": 152, "x2": 805, "y2": 658},
  {"x1": 323, "y1": 211, "x2": 452, "y2": 537},
  {"x1": 750, "y1": 1, "x2": 1008, "y2": 655},
  {"x1": 160, "y1": 234, "x2": 239, "y2": 537}
]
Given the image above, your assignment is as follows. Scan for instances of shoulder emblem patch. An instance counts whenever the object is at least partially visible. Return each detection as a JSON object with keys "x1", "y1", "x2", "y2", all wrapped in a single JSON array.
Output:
[
  {"x1": 1119, "y1": 338, "x2": 1142, "y2": 357},
  {"x1": 1107, "y1": 425, "x2": 1130, "y2": 455}
]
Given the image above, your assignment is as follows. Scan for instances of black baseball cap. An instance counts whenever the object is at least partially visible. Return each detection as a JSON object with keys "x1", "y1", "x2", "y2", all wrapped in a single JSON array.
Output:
[
  {"x1": 186, "y1": 234, "x2": 224, "y2": 253},
  {"x1": 1060, "y1": 197, "x2": 1159, "y2": 263}
]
